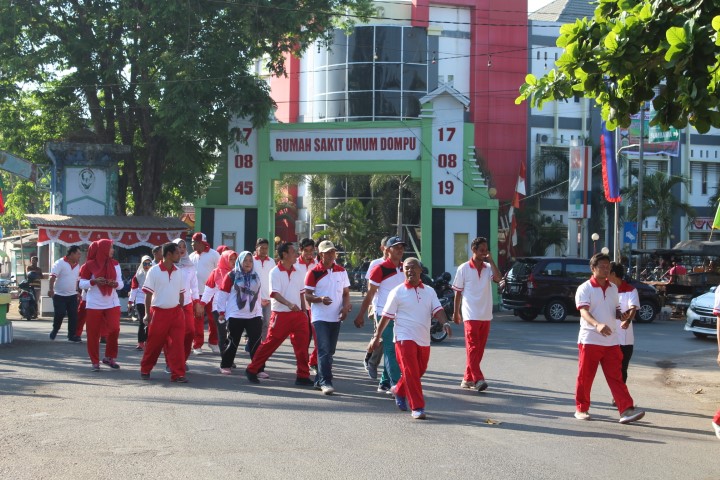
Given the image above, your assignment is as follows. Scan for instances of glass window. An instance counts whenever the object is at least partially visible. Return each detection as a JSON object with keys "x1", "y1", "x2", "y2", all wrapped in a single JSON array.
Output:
[
  {"x1": 566, "y1": 262, "x2": 591, "y2": 279},
  {"x1": 375, "y1": 92, "x2": 401, "y2": 118},
  {"x1": 375, "y1": 27, "x2": 402, "y2": 63},
  {"x1": 403, "y1": 27, "x2": 427, "y2": 64},
  {"x1": 542, "y1": 261, "x2": 563, "y2": 276},
  {"x1": 403, "y1": 65, "x2": 427, "y2": 91},
  {"x1": 327, "y1": 65, "x2": 346, "y2": 93},
  {"x1": 348, "y1": 64, "x2": 373, "y2": 91},
  {"x1": 375, "y1": 64, "x2": 401, "y2": 90},
  {"x1": 326, "y1": 93, "x2": 347, "y2": 119},
  {"x1": 349, "y1": 91, "x2": 373, "y2": 118},
  {"x1": 328, "y1": 30, "x2": 347, "y2": 65},
  {"x1": 349, "y1": 27, "x2": 374, "y2": 63},
  {"x1": 403, "y1": 93, "x2": 422, "y2": 118}
]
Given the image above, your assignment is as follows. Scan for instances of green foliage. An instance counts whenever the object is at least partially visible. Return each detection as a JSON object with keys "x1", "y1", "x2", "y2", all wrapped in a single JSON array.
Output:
[
  {"x1": 313, "y1": 198, "x2": 376, "y2": 264},
  {"x1": 515, "y1": 203, "x2": 567, "y2": 256},
  {"x1": 0, "y1": 0, "x2": 373, "y2": 215},
  {"x1": 517, "y1": 2, "x2": 720, "y2": 133}
]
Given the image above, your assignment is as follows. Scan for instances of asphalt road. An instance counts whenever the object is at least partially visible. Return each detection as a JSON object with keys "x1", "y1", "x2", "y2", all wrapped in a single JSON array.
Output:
[{"x1": 1, "y1": 293, "x2": 718, "y2": 480}]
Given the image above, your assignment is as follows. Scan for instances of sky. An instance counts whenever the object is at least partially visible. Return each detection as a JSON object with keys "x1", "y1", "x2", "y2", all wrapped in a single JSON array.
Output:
[{"x1": 528, "y1": 0, "x2": 555, "y2": 12}]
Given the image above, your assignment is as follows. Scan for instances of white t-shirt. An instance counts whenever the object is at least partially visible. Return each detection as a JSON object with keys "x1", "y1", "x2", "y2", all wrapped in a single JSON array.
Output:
[
  {"x1": 305, "y1": 263, "x2": 350, "y2": 323},
  {"x1": 78, "y1": 264, "x2": 124, "y2": 309},
  {"x1": 616, "y1": 283, "x2": 640, "y2": 346},
  {"x1": 50, "y1": 257, "x2": 80, "y2": 297},
  {"x1": 189, "y1": 249, "x2": 220, "y2": 295},
  {"x1": 177, "y1": 263, "x2": 199, "y2": 306},
  {"x1": 129, "y1": 275, "x2": 147, "y2": 305},
  {"x1": 216, "y1": 271, "x2": 262, "y2": 319},
  {"x1": 254, "y1": 255, "x2": 276, "y2": 301},
  {"x1": 382, "y1": 282, "x2": 442, "y2": 347},
  {"x1": 142, "y1": 263, "x2": 185, "y2": 309},
  {"x1": 368, "y1": 259, "x2": 404, "y2": 312},
  {"x1": 452, "y1": 260, "x2": 494, "y2": 321},
  {"x1": 575, "y1": 277, "x2": 619, "y2": 347},
  {"x1": 269, "y1": 263, "x2": 306, "y2": 312}
]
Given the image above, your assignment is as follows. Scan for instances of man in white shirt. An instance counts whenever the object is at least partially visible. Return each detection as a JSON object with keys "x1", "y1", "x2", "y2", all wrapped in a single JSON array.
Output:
[
  {"x1": 362, "y1": 236, "x2": 389, "y2": 379},
  {"x1": 296, "y1": 237, "x2": 318, "y2": 371},
  {"x1": 245, "y1": 242, "x2": 313, "y2": 386},
  {"x1": 574, "y1": 253, "x2": 645, "y2": 424},
  {"x1": 189, "y1": 232, "x2": 220, "y2": 353},
  {"x1": 48, "y1": 245, "x2": 82, "y2": 342},
  {"x1": 608, "y1": 262, "x2": 640, "y2": 385},
  {"x1": 452, "y1": 237, "x2": 501, "y2": 392},
  {"x1": 304, "y1": 240, "x2": 351, "y2": 394},
  {"x1": 253, "y1": 238, "x2": 276, "y2": 342},
  {"x1": 369, "y1": 258, "x2": 451, "y2": 419},
  {"x1": 140, "y1": 242, "x2": 187, "y2": 382}
]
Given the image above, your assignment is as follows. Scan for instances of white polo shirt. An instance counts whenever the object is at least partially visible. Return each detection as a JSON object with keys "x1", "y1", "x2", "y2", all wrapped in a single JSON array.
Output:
[
  {"x1": 189, "y1": 248, "x2": 220, "y2": 294},
  {"x1": 382, "y1": 282, "x2": 442, "y2": 347},
  {"x1": 575, "y1": 277, "x2": 619, "y2": 346},
  {"x1": 254, "y1": 255, "x2": 276, "y2": 301},
  {"x1": 269, "y1": 262, "x2": 305, "y2": 312},
  {"x1": 452, "y1": 259, "x2": 494, "y2": 321},
  {"x1": 216, "y1": 272, "x2": 262, "y2": 319},
  {"x1": 296, "y1": 257, "x2": 318, "y2": 310},
  {"x1": 365, "y1": 257, "x2": 384, "y2": 312},
  {"x1": 368, "y1": 259, "x2": 404, "y2": 313},
  {"x1": 142, "y1": 263, "x2": 185, "y2": 309},
  {"x1": 177, "y1": 263, "x2": 199, "y2": 306},
  {"x1": 305, "y1": 262, "x2": 350, "y2": 323},
  {"x1": 617, "y1": 282, "x2": 640, "y2": 346},
  {"x1": 78, "y1": 264, "x2": 124, "y2": 309},
  {"x1": 50, "y1": 257, "x2": 80, "y2": 296}
]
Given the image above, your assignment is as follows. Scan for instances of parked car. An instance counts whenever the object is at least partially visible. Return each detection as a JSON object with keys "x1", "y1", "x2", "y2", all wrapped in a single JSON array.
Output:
[
  {"x1": 685, "y1": 286, "x2": 718, "y2": 338},
  {"x1": 501, "y1": 257, "x2": 660, "y2": 323}
]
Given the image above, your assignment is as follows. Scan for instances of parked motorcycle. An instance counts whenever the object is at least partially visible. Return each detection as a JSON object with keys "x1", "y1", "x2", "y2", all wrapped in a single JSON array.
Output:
[
  {"x1": 430, "y1": 272, "x2": 454, "y2": 343},
  {"x1": 18, "y1": 272, "x2": 38, "y2": 321}
]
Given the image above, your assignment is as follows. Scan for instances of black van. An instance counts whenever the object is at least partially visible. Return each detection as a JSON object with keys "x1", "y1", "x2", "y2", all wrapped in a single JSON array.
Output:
[{"x1": 501, "y1": 257, "x2": 660, "y2": 323}]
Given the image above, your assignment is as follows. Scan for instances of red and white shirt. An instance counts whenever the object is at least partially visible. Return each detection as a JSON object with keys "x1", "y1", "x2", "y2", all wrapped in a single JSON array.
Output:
[
  {"x1": 269, "y1": 262, "x2": 305, "y2": 312},
  {"x1": 296, "y1": 257, "x2": 318, "y2": 311},
  {"x1": 189, "y1": 248, "x2": 220, "y2": 295},
  {"x1": 142, "y1": 263, "x2": 185, "y2": 309},
  {"x1": 305, "y1": 262, "x2": 350, "y2": 323},
  {"x1": 254, "y1": 255, "x2": 276, "y2": 302},
  {"x1": 129, "y1": 276, "x2": 147, "y2": 305},
  {"x1": 368, "y1": 259, "x2": 404, "y2": 313},
  {"x1": 78, "y1": 264, "x2": 124, "y2": 309},
  {"x1": 365, "y1": 256, "x2": 384, "y2": 312},
  {"x1": 452, "y1": 259, "x2": 494, "y2": 321},
  {"x1": 616, "y1": 281, "x2": 640, "y2": 346},
  {"x1": 382, "y1": 281, "x2": 442, "y2": 347},
  {"x1": 575, "y1": 277, "x2": 619, "y2": 346},
  {"x1": 49, "y1": 257, "x2": 80, "y2": 297}
]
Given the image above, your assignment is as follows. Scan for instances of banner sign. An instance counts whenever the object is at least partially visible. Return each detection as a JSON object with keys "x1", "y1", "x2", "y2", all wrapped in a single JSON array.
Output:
[{"x1": 568, "y1": 146, "x2": 591, "y2": 219}]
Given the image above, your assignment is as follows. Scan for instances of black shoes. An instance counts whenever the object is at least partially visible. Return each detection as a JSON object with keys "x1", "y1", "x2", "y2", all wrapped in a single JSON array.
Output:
[
  {"x1": 245, "y1": 369, "x2": 260, "y2": 384},
  {"x1": 295, "y1": 377, "x2": 314, "y2": 386}
]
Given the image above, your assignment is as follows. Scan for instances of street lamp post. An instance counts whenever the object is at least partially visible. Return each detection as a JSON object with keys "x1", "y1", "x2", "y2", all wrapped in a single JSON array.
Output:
[{"x1": 592, "y1": 232, "x2": 599, "y2": 254}]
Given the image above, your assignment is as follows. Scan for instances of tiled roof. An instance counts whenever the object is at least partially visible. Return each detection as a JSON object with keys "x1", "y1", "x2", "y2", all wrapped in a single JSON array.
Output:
[
  {"x1": 529, "y1": 0, "x2": 595, "y2": 23},
  {"x1": 25, "y1": 214, "x2": 188, "y2": 230}
]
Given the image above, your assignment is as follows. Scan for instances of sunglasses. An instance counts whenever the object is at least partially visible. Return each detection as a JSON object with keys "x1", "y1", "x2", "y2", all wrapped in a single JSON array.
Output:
[{"x1": 142, "y1": 262, "x2": 152, "y2": 266}]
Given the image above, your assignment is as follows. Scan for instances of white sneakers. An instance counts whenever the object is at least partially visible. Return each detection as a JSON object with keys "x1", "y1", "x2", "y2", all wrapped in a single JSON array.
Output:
[
  {"x1": 574, "y1": 411, "x2": 591, "y2": 421},
  {"x1": 712, "y1": 421, "x2": 720, "y2": 439},
  {"x1": 460, "y1": 380, "x2": 474, "y2": 389},
  {"x1": 618, "y1": 408, "x2": 646, "y2": 424},
  {"x1": 320, "y1": 385, "x2": 335, "y2": 395}
]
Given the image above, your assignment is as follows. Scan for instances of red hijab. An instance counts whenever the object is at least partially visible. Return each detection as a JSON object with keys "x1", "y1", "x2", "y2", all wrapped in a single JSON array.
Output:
[
  {"x1": 80, "y1": 239, "x2": 118, "y2": 296},
  {"x1": 212, "y1": 249, "x2": 237, "y2": 287}
]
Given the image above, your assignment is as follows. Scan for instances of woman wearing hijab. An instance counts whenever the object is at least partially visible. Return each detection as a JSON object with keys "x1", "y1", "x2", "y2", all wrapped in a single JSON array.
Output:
[
  {"x1": 78, "y1": 239, "x2": 124, "y2": 371},
  {"x1": 128, "y1": 255, "x2": 153, "y2": 350},
  {"x1": 215, "y1": 251, "x2": 263, "y2": 374},
  {"x1": 200, "y1": 249, "x2": 238, "y2": 353},
  {"x1": 172, "y1": 238, "x2": 200, "y2": 363}
]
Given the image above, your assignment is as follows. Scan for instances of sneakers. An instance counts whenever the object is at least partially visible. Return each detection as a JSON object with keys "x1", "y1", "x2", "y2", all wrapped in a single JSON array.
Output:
[
  {"x1": 309, "y1": 365, "x2": 318, "y2": 375},
  {"x1": 574, "y1": 411, "x2": 591, "y2": 421},
  {"x1": 191, "y1": 348, "x2": 203, "y2": 355},
  {"x1": 367, "y1": 362, "x2": 378, "y2": 380},
  {"x1": 135, "y1": 343, "x2": 144, "y2": 350},
  {"x1": 619, "y1": 408, "x2": 645, "y2": 424},
  {"x1": 209, "y1": 344, "x2": 220, "y2": 354},
  {"x1": 411, "y1": 409, "x2": 426, "y2": 419},
  {"x1": 475, "y1": 380, "x2": 488, "y2": 392},
  {"x1": 102, "y1": 357, "x2": 120, "y2": 369},
  {"x1": 91, "y1": 364, "x2": 100, "y2": 372},
  {"x1": 377, "y1": 383, "x2": 391, "y2": 394},
  {"x1": 245, "y1": 369, "x2": 260, "y2": 384},
  {"x1": 164, "y1": 365, "x2": 171, "y2": 374},
  {"x1": 171, "y1": 376, "x2": 189, "y2": 383},
  {"x1": 258, "y1": 371, "x2": 270, "y2": 379},
  {"x1": 320, "y1": 384, "x2": 335, "y2": 395},
  {"x1": 68, "y1": 336, "x2": 82, "y2": 343},
  {"x1": 391, "y1": 388, "x2": 408, "y2": 411},
  {"x1": 140, "y1": 372, "x2": 150, "y2": 380},
  {"x1": 712, "y1": 421, "x2": 720, "y2": 440},
  {"x1": 219, "y1": 368, "x2": 232, "y2": 375},
  {"x1": 49, "y1": 330, "x2": 58, "y2": 340},
  {"x1": 460, "y1": 380, "x2": 475, "y2": 389},
  {"x1": 295, "y1": 377, "x2": 314, "y2": 386}
]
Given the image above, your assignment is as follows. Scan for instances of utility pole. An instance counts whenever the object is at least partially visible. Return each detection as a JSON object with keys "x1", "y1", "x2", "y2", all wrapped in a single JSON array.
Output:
[{"x1": 636, "y1": 103, "x2": 646, "y2": 256}]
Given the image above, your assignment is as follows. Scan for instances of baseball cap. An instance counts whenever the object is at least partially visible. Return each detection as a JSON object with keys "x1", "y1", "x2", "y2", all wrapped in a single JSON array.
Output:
[
  {"x1": 385, "y1": 236, "x2": 406, "y2": 248},
  {"x1": 191, "y1": 232, "x2": 207, "y2": 242},
  {"x1": 318, "y1": 240, "x2": 336, "y2": 253}
]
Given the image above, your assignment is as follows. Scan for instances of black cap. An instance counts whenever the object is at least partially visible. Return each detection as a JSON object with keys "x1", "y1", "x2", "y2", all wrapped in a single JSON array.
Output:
[{"x1": 385, "y1": 236, "x2": 406, "y2": 248}]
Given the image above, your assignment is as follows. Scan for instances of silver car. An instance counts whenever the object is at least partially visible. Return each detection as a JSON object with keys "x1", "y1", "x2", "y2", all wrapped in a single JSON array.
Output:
[{"x1": 685, "y1": 287, "x2": 718, "y2": 338}]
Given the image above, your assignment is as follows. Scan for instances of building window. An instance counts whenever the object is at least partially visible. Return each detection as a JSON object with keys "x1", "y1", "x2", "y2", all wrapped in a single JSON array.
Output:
[
  {"x1": 702, "y1": 163, "x2": 708, "y2": 195},
  {"x1": 454, "y1": 233, "x2": 469, "y2": 266}
]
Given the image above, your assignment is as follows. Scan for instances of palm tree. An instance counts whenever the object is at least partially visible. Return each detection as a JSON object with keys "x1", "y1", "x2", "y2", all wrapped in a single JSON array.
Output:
[
  {"x1": 624, "y1": 171, "x2": 696, "y2": 248},
  {"x1": 515, "y1": 202, "x2": 567, "y2": 256}
]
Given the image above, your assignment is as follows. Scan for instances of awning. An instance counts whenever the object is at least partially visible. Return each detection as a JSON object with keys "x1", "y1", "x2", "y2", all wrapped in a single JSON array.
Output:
[{"x1": 26, "y1": 214, "x2": 189, "y2": 249}]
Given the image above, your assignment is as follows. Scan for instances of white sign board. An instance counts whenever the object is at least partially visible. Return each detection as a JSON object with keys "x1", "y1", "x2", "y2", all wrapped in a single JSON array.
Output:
[
  {"x1": 227, "y1": 118, "x2": 259, "y2": 206},
  {"x1": 430, "y1": 96, "x2": 464, "y2": 206}
]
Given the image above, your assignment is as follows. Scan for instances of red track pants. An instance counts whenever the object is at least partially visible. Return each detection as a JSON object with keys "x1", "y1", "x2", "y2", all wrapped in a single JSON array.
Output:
[
  {"x1": 247, "y1": 310, "x2": 310, "y2": 378},
  {"x1": 576, "y1": 343, "x2": 634, "y2": 413},
  {"x1": 75, "y1": 300, "x2": 87, "y2": 338},
  {"x1": 394, "y1": 340, "x2": 431, "y2": 411},
  {"x1": 85, "y1": 306, "x2": 120, "y2": 365},
  {"x1": 141, "y1": 306, "x2": 185, "y2": 380},
  {"x1": 193, "y1": 300, "x2": 217, "y2": 348},
  {"x1": 307, "y1": 309, "x2": 318, "y2": 367},
  {"x1": 463, "y1": 320, "x2": 491, "y2": 383}
]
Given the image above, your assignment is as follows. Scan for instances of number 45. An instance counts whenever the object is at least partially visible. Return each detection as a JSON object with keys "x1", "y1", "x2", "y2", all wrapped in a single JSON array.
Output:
[{"x1": 235, "y1": 181, "x2": 254, "y2": 195}]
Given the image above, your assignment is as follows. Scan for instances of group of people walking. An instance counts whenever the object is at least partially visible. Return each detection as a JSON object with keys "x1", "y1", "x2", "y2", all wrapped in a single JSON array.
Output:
[{"x1": 44, "y1": 234, "x2": 659, "y2": 425}]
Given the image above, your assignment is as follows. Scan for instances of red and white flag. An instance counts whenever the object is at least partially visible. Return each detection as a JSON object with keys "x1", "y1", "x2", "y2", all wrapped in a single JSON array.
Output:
[{"x1": 512, "y1": 162, "x2": 526, "y2": 209}]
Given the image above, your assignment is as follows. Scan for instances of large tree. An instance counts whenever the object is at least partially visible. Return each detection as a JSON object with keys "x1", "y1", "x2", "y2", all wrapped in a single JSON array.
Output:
[
  {"x1": 0, "y1": 0, "x2": 373, "y2": 215},
  {"x1": 517, "y1": 1, "x2": 720, "y2": 133}
]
